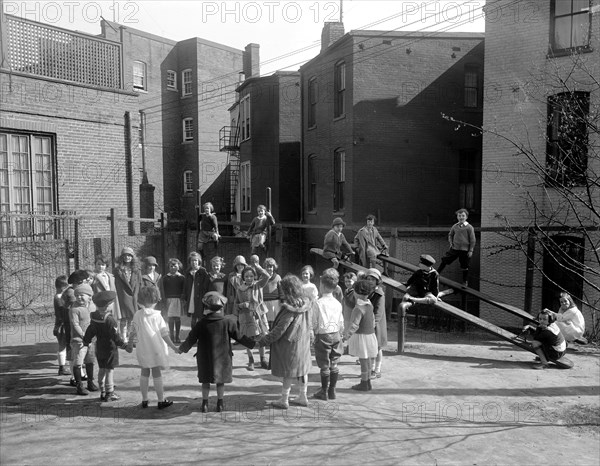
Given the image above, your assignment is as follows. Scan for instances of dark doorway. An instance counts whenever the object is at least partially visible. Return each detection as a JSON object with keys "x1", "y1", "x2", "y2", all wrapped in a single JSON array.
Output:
[{"x1": 542, "y1": 235, "x2": 584, "y2": 311}]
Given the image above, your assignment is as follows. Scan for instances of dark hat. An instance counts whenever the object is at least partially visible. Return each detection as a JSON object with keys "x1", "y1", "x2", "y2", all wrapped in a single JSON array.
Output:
[
  {"x1": 419, "y1": 254, "x2": 436, "y2": 267},
  {"x1": 73, "y1": 283, "x2": 93, "y2": 297},
  {"x1": 68, "y1": 269, "x2": 89, "y2": 285},
  {"x1": 332, "y1": 217, "x2": 346, "y2": 227},
  {"x1": 121, "y1": 247, "x2": 134, "y2": 256},
  {"x1": 92, "y1": 290, "x2": 117, "y2": 308},
  {"x1": 202, "y1": 291, "x2": 227, "y2": 311},
  {"x1": 145, "y1": 256, "x2": 158, "y2": 266}
]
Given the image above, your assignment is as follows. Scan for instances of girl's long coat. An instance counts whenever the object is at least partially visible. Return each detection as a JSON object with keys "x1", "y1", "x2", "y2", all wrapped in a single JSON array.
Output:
[
  {"x1": 180, "y1": 313, "x2": 255, "y2": 383},
  {"x1": 91, "y1": 272, "x2": 122, "y2": 320},
  {"x1": 114, "y1": 267, "x2": 142, "y2": 321},
  {"x1": 353, "y1": 226, "x2": 387, "y2": 267},
  {"x1": 258, "y1": 301, "x2": 312, "y2": 378},
  {"x1": 370, "y1": 286, "x2": 388, "y2": 347}
]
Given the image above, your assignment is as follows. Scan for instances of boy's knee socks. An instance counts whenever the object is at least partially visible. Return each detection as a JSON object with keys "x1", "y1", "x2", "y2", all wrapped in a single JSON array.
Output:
[
  {"x1": 154, "y1": 377, "x2": 164, "y2": 402},
  {"x1": 140, "y1": 375, "x2": 149, "y2": 400}
]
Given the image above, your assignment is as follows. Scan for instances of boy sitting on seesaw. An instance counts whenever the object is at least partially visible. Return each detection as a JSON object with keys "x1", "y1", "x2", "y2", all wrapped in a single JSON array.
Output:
[{"x1": 399, "y1": 254, "x2": 441, "y2": 315}]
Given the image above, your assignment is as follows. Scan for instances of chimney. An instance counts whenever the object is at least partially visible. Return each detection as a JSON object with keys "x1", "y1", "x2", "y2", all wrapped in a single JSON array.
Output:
[
  {"x1": 321, "y1": 22, "x2": 345, "y2": 52},
  {"x1": 243, "y1": 43, "x2": 260, "y2": 78}
]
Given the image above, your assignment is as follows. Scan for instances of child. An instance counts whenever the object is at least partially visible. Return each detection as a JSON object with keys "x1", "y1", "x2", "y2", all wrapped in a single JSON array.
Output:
[
  {"x1": 179, "y1": 292, "x2": 256, "y2": 413},
  {"x1": 142, "y1": 256, "x2": 162, "y2": 303},
  {"x1": 523, "y1": 309, "x2": 567, "y2": 370},
  {"x1": 53, "y1": 275, "x2": 71, "y2": 376},
  {"x1": 225, "y1": 255, "x2": 247, "y2": 317},
  {"x1": 207, "y1": 256, "x2": 228, "y2": 297},
  {"x1": 128, "y1": 286, "x2": 180, "y2": 409},
  {"x1": 233, "y1": 264, "x2": 271, "y2": 370},
  {"x1": 114, "y1": 247, "x2": 142, "y2": 342},
  {"x1": 343, "y1": 279, "x2": 377, "y2": 391},
  {"x1": 353, "y1": 214, "x2": 389, "y2": 268},
  {"x1": 247, "y1": 204, "x2": 275, "y2": 256},
  {"x1": 183, "y1": 251, "x2": 210, "y2": 329},
  {"x1": 161, "y1": 258, "x2": 185, "y2": 343},
  {"x1": 365, "y1": 268, "x2": 387, "y2": 379},
  {"x1": 197, "y1": 202, "x2": 220, "y2": 262},
  {"x1": 312, "y1": 268, "x2": 344, "y2": 400},
  {"x1": 263, "y1": 258, "x2": 282, "y2": 329},
  {"x1": 342, "y1": 272, "x2": 357, "y2": 335},
  {"x1": 256, "y1": 274, "x2": 313, "y2": 409},
  {"x1": 437, "y1": 208, "x2": 476, "y2": 286},
  {"x1": 83, "y1": 291, "x2": 131, "y2": 401},
  {"x1": 69, "y1": 283, "x2": 98, "y2": 396},
  {"x1": 323, "y1": 217, "x2": 354, "y2": 269},
  {"x1": 400, "y1": 254, "x2": 441, "y2": 317},
  {"x1": 300, "y1": 265, "x2": 319, "y2": 302},
  {"x1": 91, "y1": 254, "x2": 122, "y2": 322},
  {"x1": 552, "y1": 292, "x2": 585, "y2": 343}
]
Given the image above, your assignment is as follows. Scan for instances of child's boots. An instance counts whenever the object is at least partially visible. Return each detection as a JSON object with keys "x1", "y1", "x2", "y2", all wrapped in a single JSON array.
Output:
[
  {"x1": 201, "y1": 400, "x2": 209, "y2": 413},
  {"x1": 85, "y1": 363, "x2": 98, "y2": 392},
  {"x1": 313, "y1": 373, "x2": 329, "y2": 400},
  {"x1": 247, "y1": 355, "x2": 255, "y2": 371},
  {"x1": 328, "y1": 371, "x2": 339, "y2": 400},
  {"x1": 351, "y1": 379, "x2": 369, "y2": 392},
  {"x1": 216, "y1": 399, "x2": 224, "y2": 412},
  {"x1": 73, "y1": 366, "x2": 89, "y2": 396},
  {"x1": 58, "y1": 365, "x2": 71, "y2": 376}
]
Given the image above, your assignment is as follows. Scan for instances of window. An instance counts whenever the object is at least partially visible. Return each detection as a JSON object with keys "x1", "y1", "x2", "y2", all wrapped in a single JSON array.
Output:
[
  {"x1": 459, "y1": 149, "x2": 477, "y2": 211},
  {"x1": 240, "y1": 161, "x2": 251, "y2": 213},
  {"x1": 334, "y1": 61, "x2": 346, "y2": 118},
  {"x1": 183, "y1": 118, "x2": 194, "y2": 142},
  {"x1": 182, "y1": 69, "x2": 192, "y2": 96},
  {"x1": 550, "y1": 0, "x2": 591, "y2": 52},
  {"x1": 307, "y1": 154, "x2": 317, "y2": 211},
  {"x1": 240, "y1": 95, "x2": 251, "y2": 141},
  {"x1": 183, "y1": 170, "x2": 193, "y2": 194},
  {"x1": 333, "y1": 149, "x2": 345, "y2": 211},
  {"x1": 166, "y1": 70, "x2": 177, "y2": 90},
  {"x1": 0, "y1": 132, "x2": 56, "y2": 238},
  {"x1": 308, "y1": 78, "x2": 317, "y2": 128},
  {"x1": 546, "y1": 91, "x2": 589, "y2": 186},
  {"x1": 133, "y1": 61, "x2": 146, "y2": 91},
  {"x1": 464, "y1": 64, "x2": 480, "y2": 108}
]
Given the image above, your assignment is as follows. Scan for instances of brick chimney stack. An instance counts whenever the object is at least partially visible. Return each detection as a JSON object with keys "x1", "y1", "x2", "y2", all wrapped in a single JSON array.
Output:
[
  {"x1": 321, "y1": 22, "x2": 345, "y2": 52},
  {"x1": 243, "y1": 43, "x2": 260, "y2": 78}
]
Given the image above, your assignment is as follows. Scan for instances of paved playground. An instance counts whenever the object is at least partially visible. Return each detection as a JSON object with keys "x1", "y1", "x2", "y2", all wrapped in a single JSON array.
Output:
[{"x1": 1, "y1": 316, "x2": 598, "y2": 465}]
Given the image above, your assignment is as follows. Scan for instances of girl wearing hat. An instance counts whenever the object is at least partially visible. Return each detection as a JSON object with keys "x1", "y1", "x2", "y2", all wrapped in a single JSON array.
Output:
[
  {"x1": 365, "y1": 268, "x2": 388, "y2": 379},
  {"x1": 179, "y1": 291, "x2": 256, "y2": 413},
  {"x1": 197, "y1": 202, "x2": 220, "y2": 262},
  {"x1": 323, "y1": 217, "x2": 354, "y2": 269},
  {"x1": 114, "y1": 247, "x2": 142, "y2": 343},
  {"x1": 142, "y1": 256, "x2": 162, "y2": 305},
  {"x1": 225, "y1": 255, "x2": 247, "y2": 317},
  {"x1": 353, "y1": 215, "x2": 389, "y2": 268},
  {"x1": 92, "y1": 255, "x2": 122, "y2": 323}
]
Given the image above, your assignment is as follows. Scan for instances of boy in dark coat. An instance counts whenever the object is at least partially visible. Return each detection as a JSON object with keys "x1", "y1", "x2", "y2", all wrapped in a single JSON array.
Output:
[
  {"x1": 179, "y1": 291, "x2": 255, "y2": 413},
  {"x1": 83, "y1": 290, "x2": 131, "y2": 402}
]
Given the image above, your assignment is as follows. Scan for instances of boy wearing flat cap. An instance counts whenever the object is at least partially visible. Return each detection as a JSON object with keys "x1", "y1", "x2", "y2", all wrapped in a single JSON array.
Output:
[
  {"x1": 400, "y1": 254, "x2": 441, "y2": 315},
  {"x1": 323, "y1": 217, "x2": 354, "y2": 269},
  {"x1": 84, "y1": 290, "x2": 132, "y2": 402},
  {"x1": 179, "y1": 291, "x2": 256, "y2": 413}
]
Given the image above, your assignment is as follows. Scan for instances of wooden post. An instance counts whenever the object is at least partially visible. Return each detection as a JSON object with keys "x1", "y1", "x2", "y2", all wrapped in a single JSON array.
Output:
[
  {"x1": 524, "y1": 228, "x2": 536, "y2": 316},
  {"x1": 397, "y1": 301, "x2": 406, "y2": 353},
  {"x1": 266, "y1": 187, "x2": 272, "y2": 254},
  {"x1": 384, "y1": 228, "x2": 398, "y2": 319},
  {"x1": 110, "y1": 208, "x2": 117, "y2": 270},
  {"x1": 74, "y1": 217, "x2": 80, "y2": 270},
  {"x1": 160, "y1": 212, "x2": 167, "y2": 273}
]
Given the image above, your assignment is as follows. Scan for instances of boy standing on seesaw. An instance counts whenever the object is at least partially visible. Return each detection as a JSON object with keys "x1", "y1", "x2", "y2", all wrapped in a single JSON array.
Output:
[{"x1": 437, "y1": 208, "x2": 476, "y2": 287}]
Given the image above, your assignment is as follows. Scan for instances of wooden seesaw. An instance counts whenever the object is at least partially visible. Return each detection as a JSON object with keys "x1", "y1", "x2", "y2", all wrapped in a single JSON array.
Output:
[{"x1": 310, "y1": 248, "x2": 574, "y2": 369}]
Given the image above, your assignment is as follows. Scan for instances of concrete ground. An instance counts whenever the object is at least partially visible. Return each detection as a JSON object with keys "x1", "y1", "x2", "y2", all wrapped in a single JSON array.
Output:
[{"x1": 1, "y1": 316, "x2": 598, "y2": 465}]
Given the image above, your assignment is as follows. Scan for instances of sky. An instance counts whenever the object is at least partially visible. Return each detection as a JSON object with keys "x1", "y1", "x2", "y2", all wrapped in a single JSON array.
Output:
[{"x1": 4, "y1": 0, "x2": 486, "y2": 74}]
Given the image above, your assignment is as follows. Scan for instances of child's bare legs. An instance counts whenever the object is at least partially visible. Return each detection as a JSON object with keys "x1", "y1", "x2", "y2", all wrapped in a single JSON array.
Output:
[
  {"x1": 168, "y1": 318, "x2": 175, "y2": 341},
  {"x1": 98, "y1": 367, "x2": 106, "y2": 396},
  {"x1": 140, "y1": 367, "x2": 170, "y2": 407},
  {"x1": 201, "y1": 382, "x2": 210, "y2": 412},
  {"x1": 174, "y1": 317, "x2": 181, "y2": 342},
  {"x1": 531, "y1": 341, "x2": 549, "y2": 367},
  {"x1": 140, "y1": 367, "x2": 151, "y2": 403},
  {"x1": 246, "y1": 348, "x2": 254, "y2": 370},
  {"x1": 259, "y1": 345, "x2": 267, "y2": 368}
]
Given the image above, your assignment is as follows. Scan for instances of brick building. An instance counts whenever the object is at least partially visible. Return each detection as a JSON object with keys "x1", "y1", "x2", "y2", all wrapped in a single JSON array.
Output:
[
  {"x1": 300, "y1": 23, "x2": 485, "y2": 232},
  {"x1": 219, "y1": 44, "x2": 302, "y2": 224},
  {"x1": 479, "y1": 0, "x2": 599, "y2": 328},
  {"x1": 1, "y1": 11, "x2": 243, "y2": 239}
]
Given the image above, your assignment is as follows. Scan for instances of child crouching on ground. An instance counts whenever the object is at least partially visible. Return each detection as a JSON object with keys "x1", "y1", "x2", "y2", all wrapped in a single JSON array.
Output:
[
  {"x1": 343, "y1": 279, "x2": 378, "y2": 391},
  {"x1": 523, "y1": 309, "x2": 567, "y2": 370},
  {"x1": 83, "y1": 291, "x2": 132, "y2": 401},
  {"x1": 179, "y1": 292, "x2": 256, "y2": 413},
  {"x1": 128, "y1": 286, "x2": 180, "y2": 409}
]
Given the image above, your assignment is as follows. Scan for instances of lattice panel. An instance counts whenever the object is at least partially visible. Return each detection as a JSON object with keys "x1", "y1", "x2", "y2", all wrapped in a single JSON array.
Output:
[{"x1": 7, "y1": 16, "x2": 121, "y2": 89}]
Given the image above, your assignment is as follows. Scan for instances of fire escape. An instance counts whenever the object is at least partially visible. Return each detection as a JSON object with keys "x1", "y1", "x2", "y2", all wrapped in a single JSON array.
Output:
[{"x1": 219, "y1": 124, "x2": 240, "y2": 219}]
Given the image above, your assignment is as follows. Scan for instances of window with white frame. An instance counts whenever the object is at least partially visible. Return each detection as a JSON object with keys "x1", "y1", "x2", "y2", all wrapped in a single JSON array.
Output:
[
  {"x1": 0, "y1": 132, "x2": 56, "y2": 238},
  {"x1": 133, "y1": 61, "x2": 147, "y2": 91},
  {"x1": 183, "y1": 170, "x2": 193, "y2": 194},
  {"x1": 240, "y1": 95, "x2": 251, "y2": 141},
  {"x1": 550, "y1": 0, "x2": 591, "y2": 52},
  {"x1": 308, "y1": 78, "x2": 317, "y2": 128},
  {"x1": 182, "y1": 69, "x2": 192, "y2": 96},
  {"x1": 333, "y1": 149, "x2": 345, "y2": 211},
  {"x1": 240, "y1": 161, "x2": 251, "y2": 213},
  {"x1": 183, "y1": 118, "x2": 194, "y2": 142},
  {"x1": 334, "y1": 61, "x2": 345, "y2": 118},
  {"x1": 167, "y1": 70, "x2": 177, "y2": 90}
]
